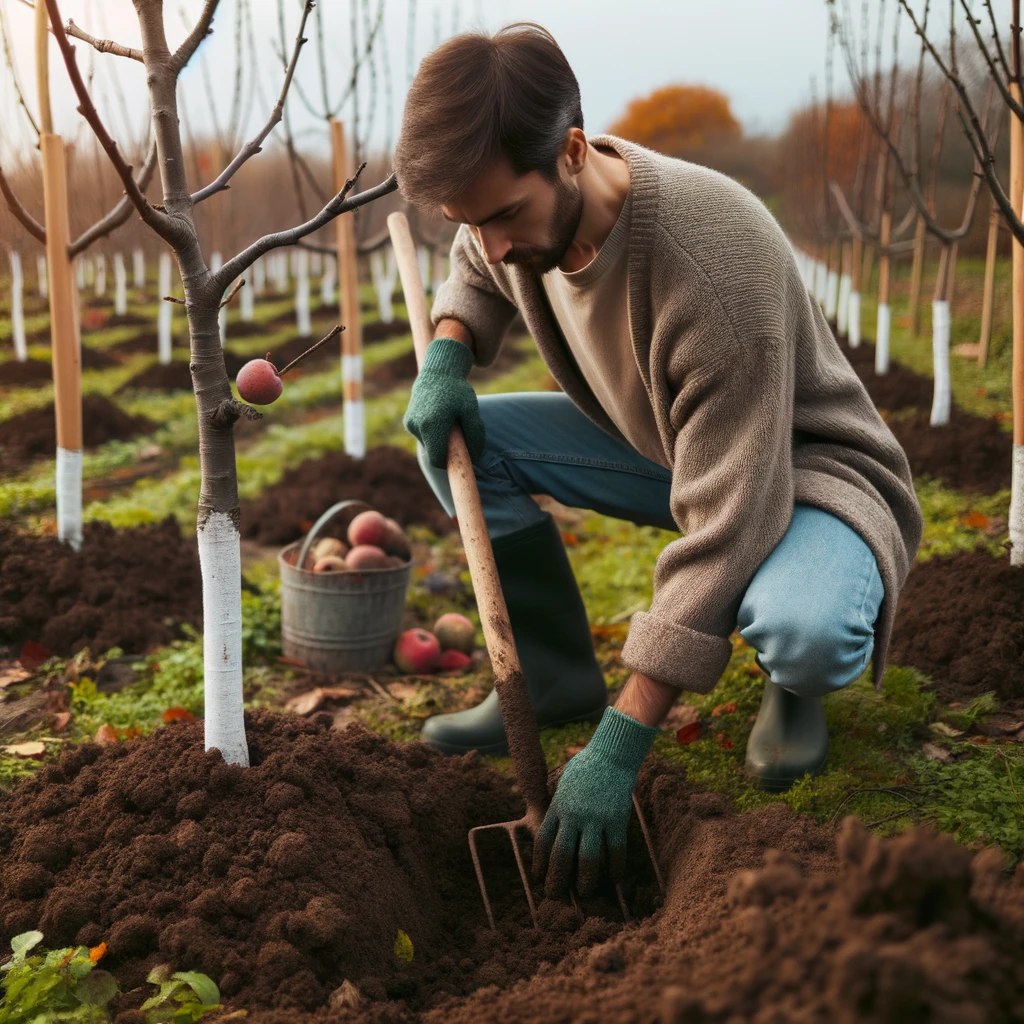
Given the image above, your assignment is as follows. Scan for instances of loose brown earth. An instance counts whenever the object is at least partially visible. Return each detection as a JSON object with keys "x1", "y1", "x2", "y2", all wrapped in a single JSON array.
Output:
[
  {"x1": 239, "y1": 445, "x2": 454, "y2": 545},
  {"x1": 889, "y1": 548, "x2": 1024, "y2": 711},
  {"x1": 0, "y1": 359, "x2": 54, "y2": 388},
  {"x1": 839, "y1": 339, "x2": 1012, "y2": 494},
  {"x1": 0, "y1": 516, "x2": 202, "y2": 658},
  {"x1": 0, "y1": 713, "x2": 1020, "y2": 1024},
  {"x1": 0, "y1": 395, "x2": 157, "y2": 476}
]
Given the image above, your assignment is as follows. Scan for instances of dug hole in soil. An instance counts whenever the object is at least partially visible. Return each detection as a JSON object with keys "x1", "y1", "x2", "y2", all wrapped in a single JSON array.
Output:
[
  {"x1": 0, "y1": 711, "x2": 1021, "y2": 1023},
  {"x1": 0, "y1": 395, "x2": 157, "y2": 477}
]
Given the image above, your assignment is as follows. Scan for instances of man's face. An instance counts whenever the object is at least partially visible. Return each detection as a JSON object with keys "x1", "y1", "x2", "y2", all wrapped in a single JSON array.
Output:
[{"x1": 441, "y1": 155, "x2": 583, "y2": 274}]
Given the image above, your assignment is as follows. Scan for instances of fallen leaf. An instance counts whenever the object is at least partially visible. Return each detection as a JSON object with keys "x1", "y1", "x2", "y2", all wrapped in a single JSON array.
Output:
[
  {"x1": 329, "y1": 981, "x2": 364, "y2": 1011},
  {"x1": 386, "y1": 682, "x2": 420, "y2": 701},
  {"x1": 930, "y1": 721, "x2": 965, "y2": 739},
  {"x1": 2, "y1": 741, "x2": 46, "y2": 758},
  {"x1": 711, "y1": 702, "x2": 738, "y2": 717},
  {"x1": 0, "y1": 665, "x2": 31, "y2": 689},
  {"x1": 922, "y1": 742, "x2": 953, "y2": 763},
  {"x1": 94, "y1": 724, "x2": 118, "y2": 746},
  {"x1": 560, "y1": 531, "x2": 580, "y2": 547},
  {"x1": 88, "y1": 942, "x2": 107, "y2": 963},
  {"x1": 675, "y1": 722, "x2": 701, "y2": 746},
  {"x1": 394, "y1": 929, "x2": 414, "y2": 963},
  {"x1": 19, "y1": 641, "x2": 51, "y2": 671},
  {"x1": 962, "y1": 512, "x2": 991, "y2": 530},
  {"x1": 50, "y1": 711, "x2": 71, "y2": 732},
  {"x1": 662, "y1": 704, "x2": 699, "y2": 732},
  {"x1": 976, "y1": 715, "x2": 1024, "y2": 737},
  {"x1": 716, "y1": 733, "x2": 735, "y2": 751},
  {"x1": 161, "y1": 706, "x2": 195, "y2": 722},
  {"x1": 277, "y1": 656, "x2": 308, "y2": 669}
]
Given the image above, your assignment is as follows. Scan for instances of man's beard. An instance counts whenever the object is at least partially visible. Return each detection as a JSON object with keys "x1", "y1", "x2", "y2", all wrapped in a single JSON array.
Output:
[{"x1": 502, "y1": 176, "x2": 583, "y2": 274}]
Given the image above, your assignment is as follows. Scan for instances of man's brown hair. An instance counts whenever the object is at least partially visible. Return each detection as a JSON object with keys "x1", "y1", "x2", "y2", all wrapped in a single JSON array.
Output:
[{"x1": 393, "y1": 23, "x2": 584, "y2": 210}]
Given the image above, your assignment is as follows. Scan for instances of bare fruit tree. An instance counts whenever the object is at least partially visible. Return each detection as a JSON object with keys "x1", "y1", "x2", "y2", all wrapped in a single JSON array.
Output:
[{"x1": 38, "y1": 0, "x2": 396, "y2": 764}]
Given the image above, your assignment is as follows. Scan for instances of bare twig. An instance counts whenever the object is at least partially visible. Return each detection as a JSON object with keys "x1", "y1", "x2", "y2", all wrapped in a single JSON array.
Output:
[
  {"x1": 171, "y1": 0, "x2": 220, "y2": 72},
  {"x1": 0, "y1": 162, "x2": 46, "y2": 242},
  {"x1": 64, "y1": 17, "x2": 142, "y2": 61},
  {"x1": 191, "y1": 0, "x2": 315, "y2": 204},
  {"x1": 219, "y1": 278, "x2": 245, "y2": 307},
  {"x1": 277, "y1": 324, "x2": 343, "y2": 375},
  {"x1": 163, "y1": 295, "x2": 187, "y2": 304},
  {"x1": 212, "y1": 167, "x2": 398, "y2": 290}
]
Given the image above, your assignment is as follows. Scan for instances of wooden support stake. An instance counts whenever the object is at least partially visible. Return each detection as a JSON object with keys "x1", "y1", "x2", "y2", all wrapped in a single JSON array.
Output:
[
  {"x1": 1011, "y1": 83, "x2": 1024, "y2": 451},
  {"x1": 878, "y1": 211, "x2": 892, "y2": 307},
  {"x1": 332, "y1": 120, "x2": 365, "y2": 457},
  {"x1": 908, "y1": 215, "x2": 927, "y2": 337},
  {"x1": 979, "y1": 201, "x2": 1000, "y2": 368}
]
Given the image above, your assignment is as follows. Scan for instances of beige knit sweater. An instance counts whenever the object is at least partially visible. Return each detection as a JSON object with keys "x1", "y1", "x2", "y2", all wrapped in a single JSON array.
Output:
[{"x1": 430, "y1": 133, "x2": 923, "y2": 694}]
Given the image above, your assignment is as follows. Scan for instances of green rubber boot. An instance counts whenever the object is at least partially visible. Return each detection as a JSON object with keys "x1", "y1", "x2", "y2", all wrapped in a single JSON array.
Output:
[
  {"x1": 744, "y1": 678, "x2": 829, "y2": 792},
  {"x1": 420, "y1": 514, "x2": 607, "y2": 756}
]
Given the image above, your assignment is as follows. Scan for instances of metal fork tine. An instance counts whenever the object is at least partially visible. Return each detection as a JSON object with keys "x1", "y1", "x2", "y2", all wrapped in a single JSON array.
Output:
[
  {"x1": 632, "y1": 793, "x2": 665, "y2": 896},
  {"x1": 468, "y1": 825, "x2": 497, "y2": 931},
  {"x1": 507, "y1": 823, "x2": 540, "y2": 929},
  {"x1": 614, "y1": 883, "x2": 632, "y2": 924}
]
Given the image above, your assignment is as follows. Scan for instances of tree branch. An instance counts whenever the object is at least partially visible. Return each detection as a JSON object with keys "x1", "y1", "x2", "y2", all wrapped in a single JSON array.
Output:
[
  {"x1": 0, "y1": 161, "x2": 46, "y2": 242},
  {"x1": 212, "y1": 169, "x2": 398, "y2": 290},
  {"x1": 171, "y1": 0, "x2": 219, "y2": 73},
  {"x1": 64, "y1": 17, "x2": 142, "y2": 61},
  {"x1": 191, "y1": 0, "x2": 314, "y2": 204},
  {"x1": 44, "y1": 0, "x2": 175, "y2": 242},
  {"x1": 69, "y1": 137, "x2": 159, "y2": 256}
]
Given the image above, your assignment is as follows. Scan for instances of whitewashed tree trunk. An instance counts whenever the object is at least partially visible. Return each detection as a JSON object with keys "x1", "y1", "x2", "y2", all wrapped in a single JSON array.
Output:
[
  {"x1": 848, "y1": 291, "x2": 861, "y2": 348},
  {"x1": 930, "y1": 299, "x2": 951, "y2": 426},
  {"x1": 1010, "y1": 446, "x2": 1024, "y2": 566},
  {"x1": 875, "y1": 303, "x2": 890, "y2": 374},
  {"x1": 114, "y1": 253, "x2": 127, "y2": 315},
  {"x1": 432, "y1": 248, "x2": 447, "y2": 297},
  {"x1": 289, "y1": 247, "x2": 298, "y2": 276},
  {"x1": 295, "y1": 248, "x2": 311, "y2": 336},
  {"x1": 133, "y1": 248, "x2": 145, "y2": 289},
  {"x1": 825, "y1": 270, "x2": 839, "y2": 321},
  {"x1": 370, "y1": 248, "x2": 394, "y2": 323},
  {"x1": 56, "y1": 447, "x2": 83, "y2": 552},
  {"x1": 837, "y1": 273, "x2": 851, "y2": 336},
  {"x1": 76, "y1": 257, "x2": 85, "y2": 289},
  {"x1": 310, "y1": 250, "x2": 322, "y2": 276},
  {"x1": 320, "y1": 253, "x2": 336, "y2": 305},
  {"x1": 9, "y1": 251, "x2": 27, "y2": 362},
  {"x1": 210, "y1": 252, "x2": 226, "y2": 346},
  {"x1": 197, "y1": 508, "x2": 248, "y2": 765},
  {"x1": 417, "y1": 245, "x2": 430, "y2": 293},
  {"x1": 37, "y1": 255, "x2": 47, "y2": 299},
  {"x1": 158, "y1": 251, "x2": 173, "y2": 364},
  {"x1": 253, "y1": 256, "x2": 265, "y2": 297},
  {"x1": 83, "y1": 256, "x2": 94, "y2": 287},
  {"x1": 95, "y1": 254, "x2": 106, "y2": 297},
  {"x1": 814, "y1": 261, "x2": 827, "y2": 304},
  {"x1": 240, "y1": 264, "x2": 254, "y2": 321},
  {"x1": 276, "y1": 251, "x2": 289, "y2": 293}
]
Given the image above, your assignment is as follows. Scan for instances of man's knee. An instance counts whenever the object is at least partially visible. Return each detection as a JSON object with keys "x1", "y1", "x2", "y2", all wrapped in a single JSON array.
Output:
[{"x1": 747, "y1": 611, "x2": 875, "y2": 698}]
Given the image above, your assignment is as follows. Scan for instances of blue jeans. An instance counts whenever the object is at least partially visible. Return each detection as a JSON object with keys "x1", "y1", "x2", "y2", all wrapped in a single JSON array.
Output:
[{"x1": 418, "y1": 392, "x2": 885, "y2": 698}]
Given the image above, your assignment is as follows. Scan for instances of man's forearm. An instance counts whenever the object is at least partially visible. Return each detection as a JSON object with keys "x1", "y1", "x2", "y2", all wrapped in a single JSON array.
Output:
[
  {"x1": 435, "y1": 318, "x2": 476, "y2": 358},
  {"x1": 614, "y1": 670, "x2": 678, "y2": 728}
]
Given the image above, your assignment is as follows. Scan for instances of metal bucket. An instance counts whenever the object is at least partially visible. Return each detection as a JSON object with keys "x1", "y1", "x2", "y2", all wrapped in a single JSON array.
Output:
[{"x1": 279, "y1": 499, "x2": 412, "y2": 673}]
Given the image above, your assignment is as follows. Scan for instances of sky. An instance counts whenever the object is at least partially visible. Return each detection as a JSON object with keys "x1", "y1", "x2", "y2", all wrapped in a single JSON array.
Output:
[{"x1": 0, "y1": 0, "x2": 1009, "y2": 167}]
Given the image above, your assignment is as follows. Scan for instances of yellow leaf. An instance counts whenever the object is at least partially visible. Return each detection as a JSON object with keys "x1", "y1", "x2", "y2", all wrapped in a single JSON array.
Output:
[
  {"x1": 3, "y1": 741, "x2": 46, "y2": 758},
  {"x1": 393, "y1": 929, "x2": 414, "y2": 963}
]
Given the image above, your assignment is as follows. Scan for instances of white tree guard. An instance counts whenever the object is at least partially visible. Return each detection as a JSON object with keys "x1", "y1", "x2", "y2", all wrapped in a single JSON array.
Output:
[
  {"x1": 930, "y1": 299, "x2": 951, "y2": 427},
  {"x1": 848, "y1": 292, "x2": 861, "y2": 349},
  {"x1": 37, "y1": 254, "x2": 47, "y2": 299},
  {"x1": 158, "y1": 252, "x2": 173, "y2": 364},
  {"x1": 289, "y1": 248, "x2": 298, "y2": 276},
  {"x1": 837, "y1": 274, "x2": 851, "y2": 336},
  {"x1": 875, "y1": 303, "x2": 890, "y2": 375},
  {"x1": 240, "y1": 265, "x2": 254, "y2": 322},
  {"x1": 9, "y1": 251, "x2": 27, "y2": 362},
  {"x1": 1010, "y1": 444, "x2": 1024, "y2": 567},
  {"x1": 197, "y1": 511, "x2": 250, "y2": 767},
  {"x1": 114, "y1": 253, "x2": 127, "y2": 315},
  {"x1": 83, "y1": 256, "x2": 94, "y2": 286},
  {"x1": 210, "y1": 252, "x2": 226, "y2": 347},
  {"x1": 343, "y1": 354, "x2": 366, "y2": 458},
  {"x1": 369, "y1": 249, "x2": 394, "y2": 323},
  {"x1": 825, "y1": 271, "x2": 839, "y2": 321},
  {"x1": 56, "y1": 446, "x2": 83, "y2": 552},
  {"x1": 295, "y1": 248, "x2": 311, "y2": 336},
  {"x1": 275, "y1": 251, "x2": 289, "y2": 292},
  {"x1": 253, "y1": 256, "x2": 265, "y2": 297},
  {"x1": 76, "y1": 258, "x2": 85, "y2": 289},
  {"x1": 310, "y1": 251, "x2": 323, "y2": 276},
  {"x1": 320, "y1": 254, "x2": 336, "y2": 306},
  {"x1": 95, "y1": 254, "x2": 106, "y2": 297},
  {"x1": 132, "y1": 248, "x2": 145, "y2": 290},
  {"x1": 814, "y1": 262, "x2": 827, "y2": 304}
]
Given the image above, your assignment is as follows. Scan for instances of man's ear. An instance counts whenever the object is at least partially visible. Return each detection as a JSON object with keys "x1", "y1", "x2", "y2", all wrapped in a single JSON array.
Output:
[{"x1": 564, "y1": 128, "x2": 588, "y2": 176}]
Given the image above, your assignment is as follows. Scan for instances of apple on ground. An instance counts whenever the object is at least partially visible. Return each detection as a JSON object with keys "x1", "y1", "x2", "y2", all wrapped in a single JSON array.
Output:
[
  {"x1": 432, "y1": 613, "x2": 476, "y2": 654},
  {"x1": 437, "y1": 649, "x2": 472, "y2": 672},
  {"x1": 393, "y1": 629, "x2": 441, "y2": 673}
]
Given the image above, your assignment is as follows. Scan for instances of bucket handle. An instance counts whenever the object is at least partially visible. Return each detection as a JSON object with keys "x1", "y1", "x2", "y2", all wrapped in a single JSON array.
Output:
[{"x1": 295, "y1": 499, "x2": 374, "y2": 571}]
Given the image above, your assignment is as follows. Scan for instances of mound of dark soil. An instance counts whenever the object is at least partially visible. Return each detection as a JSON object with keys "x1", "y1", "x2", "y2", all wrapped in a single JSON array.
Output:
[
  {"x1": 239, "y1": 445, "x2": 454, "y2": 545},
  {"x1": 105, "y1": 313, "x2": 152, "y2": 329},
  {"x1": 116, "y1": 352, "x2": 249, "y2": 394},
  {"x1": 0, "y1": 359, "x2": 53, "y2": 388},
  {"x1": 890, "y1": 548, "x2": 1024, "y2": 708},
  {"x1": 0, "y1": 712, "x2": 647, "y2": 1017},
  {"x1": 840, "y1": 339, "x2": 936, "y2": 411},
  {"x1": 110, "y1": 332, "x2": 164, "y2": 356},
  {"x1": 0, "y1": 395, "x2": 157, "y2": 476},
  {"x1": 80, "y1": 347, "x2": 121, "y2": 370},
  {"x1": 887, "y1": 409, "x2": 1012, "y2": 494},
  {"x1": 0, "y1": 516, "x2": 202, "y2": 657}
]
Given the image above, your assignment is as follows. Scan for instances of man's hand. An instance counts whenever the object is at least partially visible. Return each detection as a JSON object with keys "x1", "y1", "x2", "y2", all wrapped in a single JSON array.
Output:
[
  {"x1": 533, "y1": 707, "x2": 658, "y2": 897},
  {"x1": 403, "y1": 336, "x2": 485, "y2": 469}
]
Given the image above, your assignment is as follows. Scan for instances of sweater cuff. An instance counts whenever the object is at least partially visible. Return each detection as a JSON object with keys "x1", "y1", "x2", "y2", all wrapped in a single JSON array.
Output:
[
  {"x1": 589, "y1": 707, "x2": 658, "y2": 772},
  {"x1": 621, "y1": 611, "x2": 732, "y2": 693},
  {"x1": 422, "y1": 336, "x2": 474, "y2": 378}
]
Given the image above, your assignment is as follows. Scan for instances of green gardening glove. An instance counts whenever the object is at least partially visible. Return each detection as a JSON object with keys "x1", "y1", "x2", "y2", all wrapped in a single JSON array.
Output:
[
  {"x1": 403, "y1": 337, "x2": 485, "y2": 469},
  {"x1": 533, "y1": 707, "x2": 657, "y2": 897}
]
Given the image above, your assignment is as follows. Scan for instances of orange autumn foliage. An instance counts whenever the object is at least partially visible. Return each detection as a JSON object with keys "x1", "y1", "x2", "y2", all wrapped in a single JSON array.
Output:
[{"x1": 608, "y1": 84, "x2": 741, "y2": 157}]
